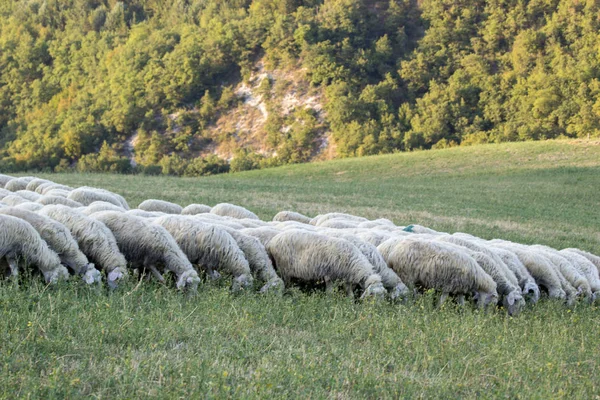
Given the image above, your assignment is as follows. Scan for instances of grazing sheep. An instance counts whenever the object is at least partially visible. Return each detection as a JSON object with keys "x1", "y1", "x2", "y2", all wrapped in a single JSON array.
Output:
[
  {"x1": 310, "y1": 212, "x2": 368, "y2": 226},
  {"x1": 0, "y1": 215, "x2": 69, "y2": 284},
  {"x1": 15, "y1": 190, "x2": 41, "y2": 202},
  {"x1": 402, "y1": 224, "x2": 441, "y2": 234},
  {"x1": 39, "y1": 205, "x2": 128, "y2": 288},
  {"x1": 137, "y1": 199, "x2": 183, "y2": 214},
  {"x1": 0, "y1": 207, "x2": 100, "y2": 284},
  {"x1": 90, "y1": 211, "x2": 200, "y2": 292},
  {"x1": 25, "y1": 178, "x2": 52, "y2": 192},
  {"x1": 127, "y1": 209, "x2": 165, "y2": 218},
  {"x1": 354, "y1": 230, "x2": 394, "y2": 247},
  {"x1": 240, "y1": 227, "x2": 282, "y2": 247},
  {"x1": 194, "y1": 214, "x2": 246, "y2": 230},
  {"x1": 212, "y1": 225, "x2": 284, "y2": 293},
  {"x1": 490, "y1": 241, "x2": 566, "y2": 300},
  {"x1": 531, "y1": 245, "x2": 592, "y2": 302},
  {"x1": 486, "y1": 246, "x2": 540, "y2": 302},
  {"x1": 4, "y1": 177, "x2": 36, "y2": 191},
  {"x1": 67, "y1": 187, "x2": 124, "y2": 208},
  {"x1": 267, "y1": 230, "x2": 386, "y2": 299},
  {"x1": 272, "y1": 211, "x2": 312, "y2": 224},
  {"x1": 318, "y1": 218, "x2": 360, "y2": 229},
  {"x1": 320, "y1": 229, "x2": 409, "y2": 300},
  {"x1": 153, "y1": 215, "x2": 254, "y2": 291},
  {"x1": 274, "y1": 220, "x2": 317, "y2": 231},
  {"x1": 377, "y1": 238, "x2": 498, "y2": 308},
  {"x1": 559, "y1": 250, "x2": 600, "y2": 297},
  {"x1": 0, "y1": 188, "x2": 13, "y2": 198},
  {"x1": 181, "y1": 204, "x2": 212, "y2": 215},
  {"x1": 37, "y1": 196, "x2": 83, "y2": 208},
  {"x1": 2, "y1": 194, "x2": 29, "y2": 206},
  {"x1": 563, "y1": 248, "x2": 600, "y2": 273},
  {"x1": 211, "y1": 203, "x2": 260, "y2": 220},
  {"x1": 15, "y1": 202, "x2": 44, "y2": 212},
  {"x1": 0, "y1": 174, "x2": 15, "y2": 188},
  {"x1": 79, "y1": 187, "x2": 129, "y2": 210},
  {"x1": 44, "y1": 189, "x2": 71, "y2": 198},
  {"x1": 357, "y1": 219, "x2": 396, "y2": 229},
  {"x1": 37, "y1": 183, "x2": 73, "y2": 195},
  {"x1": 81, "y1": 201, "x2": 125, "y2": 216}
]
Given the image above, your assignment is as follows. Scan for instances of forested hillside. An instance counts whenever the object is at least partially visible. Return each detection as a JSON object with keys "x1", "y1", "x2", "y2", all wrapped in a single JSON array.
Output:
[{"x1": 1, "y1": 0, "x2": 599, "y2": 175}]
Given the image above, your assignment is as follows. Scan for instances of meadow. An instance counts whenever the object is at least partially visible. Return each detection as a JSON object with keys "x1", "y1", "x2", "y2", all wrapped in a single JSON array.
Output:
[{"x1": 2, "y1": 140, "x2": 600, "y2": 398}]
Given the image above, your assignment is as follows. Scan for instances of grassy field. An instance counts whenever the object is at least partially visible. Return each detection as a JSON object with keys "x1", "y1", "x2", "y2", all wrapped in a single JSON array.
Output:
[{"x1": 2, "y1": 140, "x2": 600, "y2": 397}]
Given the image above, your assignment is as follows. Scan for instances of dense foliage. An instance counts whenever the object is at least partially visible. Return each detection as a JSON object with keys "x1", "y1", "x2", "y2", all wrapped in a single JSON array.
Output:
[{"x1": 1, "y1": 0, "x2": 599, "y2": 174}]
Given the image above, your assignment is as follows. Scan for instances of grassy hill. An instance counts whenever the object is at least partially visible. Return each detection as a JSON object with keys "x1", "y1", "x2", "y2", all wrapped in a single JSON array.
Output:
[{"x1": 3, "y1": 140, "x2": 600, "y2": 397}]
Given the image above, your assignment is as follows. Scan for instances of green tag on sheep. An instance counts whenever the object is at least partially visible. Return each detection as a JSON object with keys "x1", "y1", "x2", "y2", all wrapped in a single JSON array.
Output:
[{"x1": 403, "y1": 225, "x2": 415, "y2": 232}]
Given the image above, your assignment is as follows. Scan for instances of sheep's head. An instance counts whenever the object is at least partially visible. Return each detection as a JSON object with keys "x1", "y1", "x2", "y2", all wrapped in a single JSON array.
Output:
[
  {"x1": 45, "y1": 266, "x2": 70, "y2": 284},
  {"x1": 231, "y1": 273, "x2": 254, "y2": 292},
  {"x1": 548, "y1": 287, "x2": 566, "y2": 300},
  {"x1": 176, "y1": 270, "x2": 200, "y2": 293},
  {"x1": 389, "y1": 283, "x2": 410, "y2": 302},
  {"x1": 83, "y1": 266, "x2": 102, "y2": 285},
  {"x1": 208, "y1": 269, "x2": 222, "y2": 280},
  {"x1": 502, "y1": 291, "x2": 524, "y2": 316},
  {"x1": 107, "y1": 267, "x2": 127, "y2": 289},
  {"x1": 522, "y1": 282, "x2": 540, "y2": 304},
  {"x1": 259, "y1": 278, "x2": 284, "y2": 294},
  {"x1": 361, "y1": 281, "x2": 386, "y2": 300},
  {"x1": 475, "y1": 290, "x2": 498, "y2": 308}
]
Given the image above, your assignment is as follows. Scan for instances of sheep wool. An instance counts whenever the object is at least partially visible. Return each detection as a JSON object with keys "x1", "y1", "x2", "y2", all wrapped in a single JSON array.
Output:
[
  {"x1": 181, "y1": 204, "x2": 212, "y2": 215},
  {"x1": 1, "y1": 194, "x2": 28, "y2": 206},
  {"x1": 272, "y1": 211, "x2": 312, "y2": 224},
  {"x1": 4, "y1": 177, "x2": 36, "y2": 192},
  {"x1": 15, "y1": 202, "x2": 44, "y2": 212},
  {"x1": 25, "y1": 178, "x2": 52, "y2": 192},
  {"x1": 0, "y1": 214, "x2": 69, "y2": 283},
  {"x1": 240, "y1": 227, "x2": 282, "y2": 247},
  {"x1": 37, "y1": 196, "x2": 83, "y2": 208},
  {"x1": 137, "y1": 199, "x2": 183, "y2": 214},
  {"x1": 267, "y1": 230, "x2": 386, "y2": 299},
  {"x1": 211, "y1": 203, "x2": 260, "y2": 220},
  {"x1": 15, "y1": 190, "x2": 41, "y2": 202},
  {"x1": 0, "y1": 174, "x2": 15, "y2": 188},
  {"x1": 153, "y1": 215, "x2": 253, "y2": 291},
  {"x1": 91, "y1": 211, "x2": 199, "y2": 291},
  {"x1": 39, "y1": 205, "x2": 128, "y2": 287},
  {"x1": 38, "y1": 183, "x2": 73, "y2": 195},
  {"x1": 486, "y1": 246, "x2": 540, "y2": 302},
  {"x1": 81, "y1": 201, "x2": 125, "y2": 216},
  {"x1": 563, "y1": 248, "x2": 600, "y2": 274},
  {"x1": 378, "y1": 237, "x2": 498, "y2": 307},
  {"x1": 310, "y1": 212, "x2": 368, "y2": 226},
  {"x1": 559, "y1": 250, "x2": 600, "y2": 295}
]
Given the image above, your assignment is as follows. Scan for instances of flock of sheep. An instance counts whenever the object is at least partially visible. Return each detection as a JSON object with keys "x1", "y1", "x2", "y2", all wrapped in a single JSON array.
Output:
[{"x1": 1, "y1": 174, "x2": 600, "y2": 316}]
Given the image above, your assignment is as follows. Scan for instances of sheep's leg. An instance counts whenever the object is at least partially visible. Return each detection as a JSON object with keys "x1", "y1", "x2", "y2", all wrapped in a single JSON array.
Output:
[
  {"x1": 146, "y1": 264, "x2": 165, "y2": 283},
  {"x1": 325, "y1": 276, "x2": 334, "y2": 294},
  {"x1": 438, "y1": 292, "x2": 449, "y2": 307},
  {"x1": 7, "y1": 257, "x2": 19, "y2": 284},
  {"x1": 344, "y1": 283, "x2": 355, "y2": 298},
  {"x1": 206, "y1": 265, "x2": 221, "y2": 280},
  {"x1": 456, "y1": 294, "x2": 465, "y2": 307}
]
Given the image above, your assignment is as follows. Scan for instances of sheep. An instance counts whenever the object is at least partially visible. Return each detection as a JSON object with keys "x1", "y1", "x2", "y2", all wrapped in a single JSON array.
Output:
[
  {"x1": 25, "y1": 178, "x2": 52, "y2": 192},
  {"x1": 563, "y1": 248, "x2": 600, "y2": 273},
  {"x1": 153, "y1": 215, "x2": 254, "y2": 291},
  {"x1": 0, "y1": 207, "x2": 100, "y2": 284},
  {"x1": 319, "y1": 229, "x2": 410, "y2": 300},
  {"x1": 486, "y1": 246, "x2": 540, "y2": 302},
  {"x1": 45, "y1": 189, "x2": 71, "y2": 198},
  {"x1": 0, "y1": 214, "x2": 69, "y2": 284},
  {"x1": 37, "y1": 183, "x2": 73, "y2": 195},
  {"x1": 209, "y1": 224, "x2": 284, "y2": 293},
  {"x1": 15, "y1": 190, "x2": 41, "y2": 202},
  {"x1": 357, "y1": 219, "x2": 396, "y2": 229},
  {"x1": 0, "y1": 174, "x2": 15, "y2": 188},
  {"x1": 267, "y1": 230, "x2": 386, "y2": 299},
  {"x1": 38, "y1": 205, "x2": 128, "y2": 288},
  {"x1": 0, "y1": 188, "x2": 13, "y2": 198},
  {"x1": 90, "y1": 211, "x2": 200, "y2": 292},
  {"x1": 318, "y1": 218, "x2": 360, "y2": 229},
  {"x1": 127, "y1": 209, "x2": 165, "y2": 218},
  {"x1": 402, "y1": 224, "x2": 441, "y2": 234},
  {"x1": 211, "y1": 203, "x2": 260, "y2": 220},
  {"x1": 2, "y1": 194, "x2": 29, "y2": 206},
  {"x1": 37, "y1": 196, "x2": 83, "y2": 208},
  {"x1": 274, "y1": 220, "x2": 317, "y2": 231},
  {"x1": 4, "y1": 177, "x2": 36, "y2": 191},
  {"x1": 377, "y1": 237, "x2": 498, "y2": 308},
  {"x1": 559, "y1": 250, "x2": 600, "y2": 297},
  {"x1": 80, "y1": 187, "x2": 130, "y2": 210},
  {"x1": 136, "y1": 199, "x2": 183, "y2": 214},
  {"x1": 310, "y1": 212, "x2": 368, "y2": 226},
  {"x1": 530, "y1": 245, "x2": 592, "y2": 302},
  {"x1": 15, "y1": 202, "x2": 44, "y2": 212},
  {"x1": 181, "y1": 204, "x2": 212, "y2": 215},
  {"x1": 354, "y1": 230, "x2": 394, "y2": 247},
  {"x1": 240, "y1": 227, "x2": 282, "y2": 247},
  {"x1": 272, "y1": 211, "x2": 312, "y2": 224},
  {"x1": 194, "y1": 214, "x2": 246, "y2": 230},
  {"x1": 489, "y1": 241, "x2": 566, "y2": 300},
  {"x1": 67, "y1": 187, "x2": 123, "y2": 209},
  {"x1": 81, "y1": 201, "x2": 125, "y2": 216}
]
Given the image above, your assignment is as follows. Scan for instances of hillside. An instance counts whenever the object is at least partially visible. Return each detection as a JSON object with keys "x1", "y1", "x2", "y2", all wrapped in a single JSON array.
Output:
[
  {"x1": 2, "y1": 0, "x2": 600, "y2": 175},
  {"x1": 35, "y1": 140, "x2": 600, "y2": 254},
  {"x1": 4, "y1": 140, "x2": 600, "y2": 398}
]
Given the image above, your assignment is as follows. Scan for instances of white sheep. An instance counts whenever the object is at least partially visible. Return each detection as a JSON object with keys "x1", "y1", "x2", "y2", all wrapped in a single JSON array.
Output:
[
  {"x1": 310, "y1": 212, "x2": 368, "y2": 226},
  {"x1": 181, "y1": 204, "x2": 212, "y2": 215},
  {"x1": 267, "y1": 230, "x2": 386, "y2": 299},
  {"x1": 39, "y1": 205, "x2": 128, "y2": 288},
  {"x1": 486, "y1": 246, "x2": 540, "y2": 302},
  {"x1": 37, "y1": 195, "x2": 83, "y2": 208},
  {"x1": 1, "y1": 194, "x2": 28, "y2": 206},
  {"x1": 0, "y1": 214, "x2": 69, "y2": 284},
  {"x1": 153, "y1": 215, "x2": 254, "y2": 291},
  {"x1": 44, "y1": 189, "x2": 71, "y2": 198},
  {"x1": 0, "y1": 207, "x2": 100, "y2": 284},
  {"x1": 15, "y1": 190, "x2": 41, "y2": 202},
  {"x1": 4, "y1": 177, "x2": 36, "y2": 191},
  {"x1": 377, "y1": 237, "x2": 498, "y2": 307},
  {"x1": 0, "y1": 174, "x2": 15, "y2": 188},
  {"x1": 67, "y1": 187, "x2": 124, "y2": 209},
  {"x1": 273, "y1": 220, "x2": 317, "y2": 231},
  {"x1": 15, "y1": 202, "x2": 44, "y2": 212},
  {"x1": 90, "y1": 211, "x2": 200, "y2": 292},
  {"x1": 357, "y1": 219, "x2": 396, "y2": 229},
  {"x1": 563, "y1": 248, "x2": 600, "y2": 273},
  {"x1": 401, "y1": 224, "x2": 442, "y2": 234},
  {"x1": 194, "y1": 214, "x2": 246, "y2": 230},
  {"x1": 489, "y1": 241, "x2": 566, "y2": 300},
  {"x1": 127, "y1": 209, "x2": 166, "y2": 218},
  {"x1": 37, "y1": 183, "x2": 73, "y2": 195},
  {"x1": 211, "y1": 203, "x2": 260, "y2": 220},
  {"x1": 318, "y1": 218, "x2": 360, "y2": 229},
  {"x1": 0, "y1": 188, "x2": 13, "y2": 198},
  {"x1": 25, "y1": 178, "x2": 52, "y2": 192},
  {"x1": 354, "y1": 230, "x2": 394, "y2": 247},
  {"x1": 81, "y1": 201, "x2": 125, "y2": 216},
  {"x1": 272, "y1": 211, "x2": 312, "y2": 224},
  {"x1": 559, "y1": 250, "x2": 600, "y2": 298},
  {"x1": 240, "y1": 227, "x2": 283, "y2": 247},
  {"x1": 137, "y1": 199, "x2": 183, "y2": 214}
]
